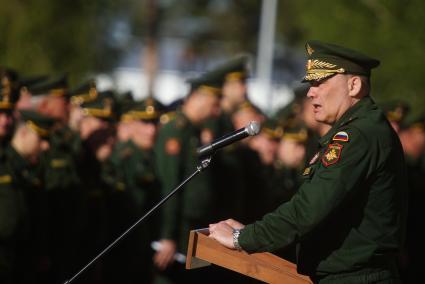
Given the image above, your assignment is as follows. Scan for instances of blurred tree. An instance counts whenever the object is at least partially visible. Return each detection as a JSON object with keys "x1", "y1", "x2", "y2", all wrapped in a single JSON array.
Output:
[
  {"x1": 0, "y1": 0, "x2": 128, "y2": 83},
  {"x1": 276, "y1": 0, "x2": 425, "y2": 115}
]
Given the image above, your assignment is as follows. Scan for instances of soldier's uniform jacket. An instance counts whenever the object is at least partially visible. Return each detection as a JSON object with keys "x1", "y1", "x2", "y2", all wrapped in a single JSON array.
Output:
[
  {"x1": 155, "y1": 111, "x2": 214, "y2": 251},
  {"x1": 0, "y1": 146, "x2": 29, "y2": 282},
  {"x1": 239, "y1": 96, "x2": 408, "y2": 278}
]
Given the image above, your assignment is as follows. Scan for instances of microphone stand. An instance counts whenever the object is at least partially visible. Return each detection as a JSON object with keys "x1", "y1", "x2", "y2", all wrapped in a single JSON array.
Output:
[{"x1": 63, "y1": 155, "x2": 213, "y2": 284}]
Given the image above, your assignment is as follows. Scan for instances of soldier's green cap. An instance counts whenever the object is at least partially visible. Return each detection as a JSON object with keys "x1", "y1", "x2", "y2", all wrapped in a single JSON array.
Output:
[
  {"x1": 381, "y1": 100, "x2": 410, "y2": 123},
  {"x1": 80, "y1": 90, "x2": 117, "y2": 120},
  {"x1": 303, "y1": 40, "x2": 380, "y2": 82},
  {"x1": 261, "y1": 119, "x2": 283, "y2": 140},
  {"x1": 19, "y1": 75, "x2": 49, "y2": 91},
  {"x1": 232, "y1": 100, "x2": 264, "y2": 116},
  {"x1": 212, "y1": 55, "x2": 250, "y2": 82},
  {"x1": 19, "y1": 110, "x2": 56, "y2": 138},
  {"x1": 187, "y1": 69, "x2": 224, "y2": 96},
  {"x1": 281, "y1": 123, "x2": 308, "y2": 143},
  {"x1": 0, "y1": 68, "x2": 21, "y2": 111},
  {"x1": 30, "y1": 74, "x2": 69, "y2": 98},
  {"x1": 69, "y1": 79, "x2": 98, "y2": 105},
  {"x1": 403, "y1": 113, "x2": 425, "y2": 132},
  {"x1": 120, "y1": 97, "x2": 165, "y2": 122}
]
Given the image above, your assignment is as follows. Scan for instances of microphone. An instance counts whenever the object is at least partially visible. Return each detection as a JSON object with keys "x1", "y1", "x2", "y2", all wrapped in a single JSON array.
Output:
[{"x1": 197, "y1": 121, "x2": 261, "y2": 157}]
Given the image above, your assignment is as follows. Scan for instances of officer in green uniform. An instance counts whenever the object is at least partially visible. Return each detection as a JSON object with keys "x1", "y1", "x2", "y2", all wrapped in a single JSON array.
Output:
[
  {"x1": 397, "y1": 116, "x2": 425, "y2": 282},
  {"x1": 209, "y1": 40, "x2": 408, "y2": 283},
  {"x1": 102, "y1": 97, "x2": 164, "y2": 284},
  {"x1": 206, "y1": 55, "x2": 251, "y2": 138},
  {"x1": 30, "y1": 74, "x2": 85, "y2": 283},
  {"x1": 0, "y1": 68, "x2": 20, "y2": 149},
  {"x1": 271, "y1": 122, "x2": 308, "y2": 210},
  {"x1": 153, "y1": 71, "x2": 223, "y2": 284},
  {"x1": 0, "y1": 71, "x2": 24, "y2": 284},
  {"x1": 75, "y1": 90, "x2": 117, "y2": 284},
  {"x1": 6, "y1": 110, "x2": 56, "y2": 283},
  {"x1": 380, "y1": 100, "x2": 410, "y2": 134}
]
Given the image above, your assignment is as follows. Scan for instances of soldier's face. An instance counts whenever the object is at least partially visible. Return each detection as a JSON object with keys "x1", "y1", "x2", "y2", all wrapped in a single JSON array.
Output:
[
  {"x1": 23, "y1": 127, "x2": 48, "y2": 163},
  {"x1": 130, "y1": 120, "x2": 157, "y2": 150},
  {"x1": 201, "y1": 93, "x2": 221, "y2": 120},
  {"x1": 80, "y1": 116, "x2": 108, "y2": 140},
  {"x1": 0, "y1": 112, "x2": 14, "y2": 139},
  {"x1": 307, "y1": 74, "x2": 353, "y2": 125}
]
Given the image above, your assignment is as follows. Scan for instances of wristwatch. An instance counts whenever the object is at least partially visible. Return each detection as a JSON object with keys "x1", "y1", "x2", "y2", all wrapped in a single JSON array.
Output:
[{"x1": 232, "y1": 228, "x2": 243, "y2": 251}]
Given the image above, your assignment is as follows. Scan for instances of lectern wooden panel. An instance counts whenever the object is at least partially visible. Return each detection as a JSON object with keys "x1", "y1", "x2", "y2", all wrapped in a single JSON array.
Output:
[{"x1": 186, "y1": 229, "x2": 312, "y2": 284}]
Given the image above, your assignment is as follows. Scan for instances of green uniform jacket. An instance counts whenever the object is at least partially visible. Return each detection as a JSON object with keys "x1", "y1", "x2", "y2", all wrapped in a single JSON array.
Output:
[
  {"x1": 0, "y1": 146, "x2": 29, "y2": 282},
  {"x1": 239, "y1": 96, "x2": 408, "y2": 277},
  {"x1": 155, "y1": 111, "x2": 214, "y2": 251}
]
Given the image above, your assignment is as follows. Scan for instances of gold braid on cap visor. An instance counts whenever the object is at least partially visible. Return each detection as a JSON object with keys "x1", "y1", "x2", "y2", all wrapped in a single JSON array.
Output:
[
  {"x1": 49, "y1": 88, "x2": 67, "y2": 97},
  {"x1": 304, "y1": 59, "x2": 345, "y2": 81},
  {"x1": 199, "y1": 85, "x2": 221, "y2": 96},
  {"x1": 71, "y1": 87, "x2": 98, "y2": 105},
  {"x1": 26, "y1": 120, "x2": 49, "y2": 137},
  {"x1": 120, "y1": 108, "x2": 159, "y2": 122}
]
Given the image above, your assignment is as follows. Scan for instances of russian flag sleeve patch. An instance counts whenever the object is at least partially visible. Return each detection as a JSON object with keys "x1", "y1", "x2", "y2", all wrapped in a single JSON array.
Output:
[{"x1": 332, "y1": 131, "x2": 349, "y2": 142}]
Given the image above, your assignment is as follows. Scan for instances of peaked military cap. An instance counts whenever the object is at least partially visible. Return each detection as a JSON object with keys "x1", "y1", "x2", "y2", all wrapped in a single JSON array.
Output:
[
  {"x1": 381, "y1": 100, "x2": 410, "y2": 123},
  {"x1": 303, "y1": 40, "x2": 380, "y2": 82},
  {"x1": 282, "y1": 123, "x2": 308, "y2": 143},
  {"x1": 261, "y1": 119, "x2": 283, "y2": 140},
  {"x1": 120, "y1": 97, "x2": 165, "y2": 122},
  {"x1": 19, "y1": 75, "x2": 49, "y2": 91},
  {"x1": 187, "y1": 69, "x2": 224, "y2": 96},
  {"x1": 233, "y1": 100, "x2": 264, "y2": 116},
  {"x1": 405, "y1": 114, "x2": 425, "y2": 131},
  {"x1": 69, "y1": 79, "x2": 98, "y2": 105},
  {"x1": 20, "y1": 110, "x2": 56, "y2": 138},
  {"x1": 213, "y1": 54, "x2": 251, "y2": 82},
  {"x1": 80, "y1": 90, "x2": 116, "y2": 120},
  {"x1": 30, "y1": 74, "x2": 69, "y2": 98},
  {"x1": 0, "y1": 68, "x2": 20, "y2": 111}
]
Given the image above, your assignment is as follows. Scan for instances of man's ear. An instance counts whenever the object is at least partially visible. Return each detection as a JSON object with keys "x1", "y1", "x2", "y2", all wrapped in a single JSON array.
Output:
[{"x1": 347, "y1": 76, "x2": 362, "y2": 98}]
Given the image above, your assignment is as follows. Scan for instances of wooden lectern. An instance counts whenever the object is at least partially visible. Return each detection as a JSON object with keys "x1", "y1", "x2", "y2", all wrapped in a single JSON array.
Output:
[{"x1": 186, "y1": 229, "x2": 312, "y2": 284}]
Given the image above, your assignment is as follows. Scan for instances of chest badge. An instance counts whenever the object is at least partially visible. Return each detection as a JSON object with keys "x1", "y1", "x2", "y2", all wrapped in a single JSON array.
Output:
[
  {"x1": 165, "y1": 138, "x2": 181, "y2": 155},
  {"x1": 322, "y1": 143, "x2": 343, "y2": 167},
  {"x1": 302, "y1": 167, "x2": 312, "y2": 176},
  {"x1": 332, "y1": 131, "x2": 349, "y2": 142}
]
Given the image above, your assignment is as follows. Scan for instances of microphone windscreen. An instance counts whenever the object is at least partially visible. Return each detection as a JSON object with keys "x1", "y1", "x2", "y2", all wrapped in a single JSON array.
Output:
[{"x1": 246, "y1": 121, "x2": 261, "y2": 136}]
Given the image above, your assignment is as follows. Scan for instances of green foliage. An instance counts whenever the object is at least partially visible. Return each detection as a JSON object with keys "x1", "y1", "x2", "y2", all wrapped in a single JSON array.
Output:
[
  {"x1": 276, "y1": 0, "x2": 425, "y2": 115},
  {"x1": 0, "y1": 0, "x2": 123, "y2": 83}
]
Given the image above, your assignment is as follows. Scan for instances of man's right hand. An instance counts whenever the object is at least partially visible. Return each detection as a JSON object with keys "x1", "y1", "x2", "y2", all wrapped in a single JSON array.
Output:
[{"x1": 153, "y1": 239, "x2": 177, "y2": 271}]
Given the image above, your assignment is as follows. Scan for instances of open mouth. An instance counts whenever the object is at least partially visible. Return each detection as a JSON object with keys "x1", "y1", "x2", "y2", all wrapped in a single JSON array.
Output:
[{"x1": 312, "y1": 104, "x2": 321, "y2": 112}]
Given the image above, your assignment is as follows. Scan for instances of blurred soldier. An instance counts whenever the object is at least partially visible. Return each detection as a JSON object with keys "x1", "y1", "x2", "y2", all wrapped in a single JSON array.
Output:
[
  {"x1": 0, "y1": 68, "x2": 20, "y2": 148},
  {"x1": 15, "y1": 75, "x2": 48, "y2": 111},
  {"x1": 102, "y1": 97, "x2": 164, "y2": 284},
  {"x1": 0, "y1": 70, "x2": 24, "y2": 284},
  {"x1": 398, "y1": 116, "x2": 425, "y2": 282},
  {"x1": 273, "y1": 123, "x2": 308, "y2": 210},
  {"x1": 249, "y1": 119, "x2": 281, "y2": 166},
  {"x1": 217, "y1": 101, "x2": 265, "y2": 224},
  {"x1": 381, "y1": 100, "x2": 410, "y2": 134},
  {"x1": 269, "y1": 122, "x2": 309, "y2": 264},
  {"x1": 75, "y1": 91, "x2": 117, "y2": 284},
  {"x1": 153, "y1": 71, "x2": 222, "y2": 284},
  {"x1": 7, "y1": 110, "x2": 56, "y2": 283},
  {"x1": 68, "y1": 80, "x2": 98, "y2": 133},
  {"x1": 29, "y1": 75, "x2": 85, "y2": 283},
  {"x1": 208, "y1": 55, "x2": 251, "y2": 137}
]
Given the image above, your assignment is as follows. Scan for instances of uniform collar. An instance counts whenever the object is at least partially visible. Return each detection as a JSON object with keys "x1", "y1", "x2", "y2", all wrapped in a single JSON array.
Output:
[{"x1": 319, "y1": 96, "x2": 376, "y2": 146}]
